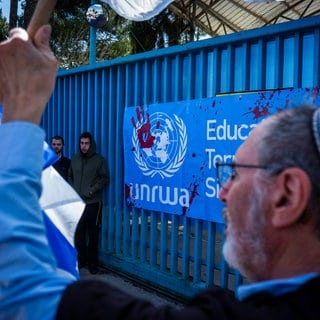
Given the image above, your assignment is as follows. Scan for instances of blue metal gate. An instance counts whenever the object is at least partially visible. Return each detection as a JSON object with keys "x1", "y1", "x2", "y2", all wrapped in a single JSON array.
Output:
[{"x1": 42, "y1": 16, "x2": 320, "y2": 300}]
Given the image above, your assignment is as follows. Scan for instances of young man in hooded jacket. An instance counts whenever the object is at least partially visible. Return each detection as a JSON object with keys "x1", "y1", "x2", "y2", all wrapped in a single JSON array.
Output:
[{"x1": 68, "y1": 132, "x2": 109, "y2": 274}]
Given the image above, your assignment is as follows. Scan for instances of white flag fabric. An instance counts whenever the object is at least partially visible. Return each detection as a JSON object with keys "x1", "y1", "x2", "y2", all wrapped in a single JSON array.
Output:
[
  {"x1": 40, "y1": 166, "x2": 84, "y2": 279},
  {"x1": 102, "y1": 0, "x2": 174, "y2": 21},
  {"x1": 40, "y1": 166, "x2": 84, "y2": 249}
]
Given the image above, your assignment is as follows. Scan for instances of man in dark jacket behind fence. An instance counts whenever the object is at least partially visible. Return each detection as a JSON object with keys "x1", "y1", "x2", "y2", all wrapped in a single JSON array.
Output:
[
  {"x1": 51, "y1": 135, "x2": 70, "y2": 180},
  {"x1": 68, "y1": 131, "x2": 109, "y2": 274}
]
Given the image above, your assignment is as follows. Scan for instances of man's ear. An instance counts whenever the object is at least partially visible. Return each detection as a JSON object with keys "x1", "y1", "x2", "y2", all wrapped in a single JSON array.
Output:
[{"x1": 271, "y1": 168, "x2": 311, "y2": 228}]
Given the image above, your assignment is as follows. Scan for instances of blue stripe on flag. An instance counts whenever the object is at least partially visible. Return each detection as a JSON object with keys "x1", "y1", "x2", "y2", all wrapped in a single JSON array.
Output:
[{"x1": 42, "y1": 211, "x2": 79, "y2": 279}]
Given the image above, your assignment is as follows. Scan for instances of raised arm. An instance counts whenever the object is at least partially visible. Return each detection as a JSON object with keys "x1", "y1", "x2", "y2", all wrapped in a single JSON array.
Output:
[{"x1": 0, "y1": 26, "x2": 73, "y2": 319}]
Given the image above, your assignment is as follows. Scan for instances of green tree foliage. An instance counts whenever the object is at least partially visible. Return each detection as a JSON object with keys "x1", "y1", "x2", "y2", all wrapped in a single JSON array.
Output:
[
  {"x1": 50, "y1": 1, "x2": 91, "y2": 68},
  {"x1": 95, "y1": 11, "x2": 132, "y2": 63},
  {"x1": 0, "y1": 7, "x2": 9, "y2": 41},
  {"x1": 48, "y1": 1, "x2": 131, "y2": 68},
  {"x1": 130, "y1": 9, "x2": 196, "y2": 54},
  {"x1": 1, "y1": 1, "x2": 195, "y2": 68}
]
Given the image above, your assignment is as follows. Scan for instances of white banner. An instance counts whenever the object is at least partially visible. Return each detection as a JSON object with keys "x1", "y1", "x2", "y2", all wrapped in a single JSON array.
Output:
[{"x1": 103, "y1": 0, "x2": 174, "y2": 20}]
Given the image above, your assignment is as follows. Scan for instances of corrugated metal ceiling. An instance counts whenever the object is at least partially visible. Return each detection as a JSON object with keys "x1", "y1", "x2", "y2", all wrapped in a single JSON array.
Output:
[{"x1": 168, "y1": 0, "x2": 320, "y2": 37}]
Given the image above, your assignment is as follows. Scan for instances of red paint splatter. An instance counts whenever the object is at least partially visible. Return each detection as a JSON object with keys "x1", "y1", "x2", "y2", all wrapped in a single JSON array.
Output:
[
  {"x1": 131, "y1": 117, "x2": 136, "y2": 128},
  {"x1": 243, "y1": 92, "x2": 275, "y2": 119},
  {"x1": 125, "y1": 184, "x2": 131, "y2": 198},
  {"x1": 251, "y1": 105, "x2": 270, "y2": 119},
  {"x1": 125, "y1": 184, "x2": 135, "y2": 207},
  {"x1": 182, "y1": 183, "x2": 199, "y2": 215},
  {"x1": 312, "y1": 87, "x2": 320, "y2": 99},
  {"x1": 136, "y1": 106, "x2": 144, "y2": 122}
]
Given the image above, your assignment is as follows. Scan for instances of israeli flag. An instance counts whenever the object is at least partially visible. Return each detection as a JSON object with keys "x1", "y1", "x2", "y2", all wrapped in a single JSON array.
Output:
[
  {"x1": 40, "y1": 143, "x2": 84, "y2": 279},
  {"x1": 0, "y1": 105, "x2": 84, "y2": 279}
]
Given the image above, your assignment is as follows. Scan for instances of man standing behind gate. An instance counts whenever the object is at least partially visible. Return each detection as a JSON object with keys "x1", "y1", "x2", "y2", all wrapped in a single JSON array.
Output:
[
  {"x1": 68, "y1": 132, "x2": 109, "y2": 274},
  {"x1": 51, "y1": 135, "x2": 70, "y2": 180}
]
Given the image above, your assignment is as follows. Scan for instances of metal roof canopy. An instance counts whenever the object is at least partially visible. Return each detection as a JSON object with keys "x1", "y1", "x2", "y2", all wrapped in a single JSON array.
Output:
[{"x1": 168, "y1": 0, "x2": 320, "y2": 37}]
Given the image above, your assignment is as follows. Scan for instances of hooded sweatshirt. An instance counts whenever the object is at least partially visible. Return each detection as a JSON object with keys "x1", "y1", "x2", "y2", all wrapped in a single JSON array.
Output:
[{"x1": 68, "y1": 135, "x2": 109, "y2": 204}]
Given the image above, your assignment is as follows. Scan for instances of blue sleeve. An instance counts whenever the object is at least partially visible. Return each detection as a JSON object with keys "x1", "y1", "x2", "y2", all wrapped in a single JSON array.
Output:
[{"x1": 0, "y1": 122, "x2": 74, "y2": 320}]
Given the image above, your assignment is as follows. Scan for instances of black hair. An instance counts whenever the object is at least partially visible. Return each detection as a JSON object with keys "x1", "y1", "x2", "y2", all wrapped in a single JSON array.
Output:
[
  {"x1": 79, "y1": 132, "x2": 93, "y2": 143},
  {"x1": 52, "y1": 135, "x2": 64, "y2": 145}
]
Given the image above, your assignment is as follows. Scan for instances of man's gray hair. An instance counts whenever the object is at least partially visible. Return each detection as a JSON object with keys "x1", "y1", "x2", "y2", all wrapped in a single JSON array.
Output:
[{"x1": 258, "y1": 107, "x2": 320, "y2": 232}]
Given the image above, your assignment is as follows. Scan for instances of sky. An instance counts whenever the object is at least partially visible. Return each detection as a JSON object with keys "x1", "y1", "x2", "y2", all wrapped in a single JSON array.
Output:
[
  {"x1": 1, "y1": 1, "x2": 10, "y2": 20},
  {"x1": 1, "y1": 1, "x2": 22, "y2": 20}
]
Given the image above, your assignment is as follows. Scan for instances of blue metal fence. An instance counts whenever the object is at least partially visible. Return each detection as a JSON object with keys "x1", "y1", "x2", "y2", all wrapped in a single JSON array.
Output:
[{"x1": 42, "y1": 15, "x2": 320, "y2": 300}]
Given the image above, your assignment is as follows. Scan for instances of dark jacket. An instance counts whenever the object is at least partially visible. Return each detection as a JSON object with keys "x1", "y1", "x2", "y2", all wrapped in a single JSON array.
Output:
[
  {"x1": 56, "y1": 275, "x2": 320, "y2": 320},
  {"x1": 68, "y1": 138, "x2": 109, "y2": 204},
  {"x1": 53, "y1": 155, "x2": 70, "y2": 181}
]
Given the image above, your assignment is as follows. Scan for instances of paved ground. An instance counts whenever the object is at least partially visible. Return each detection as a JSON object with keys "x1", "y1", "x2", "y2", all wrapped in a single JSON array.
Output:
[{"x1": 79, "y1": 266, "x2": 184, "y2": 308}]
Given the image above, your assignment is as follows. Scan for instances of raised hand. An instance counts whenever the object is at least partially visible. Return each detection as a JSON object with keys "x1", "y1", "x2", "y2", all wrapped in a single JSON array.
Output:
[{"x1": 0, "y1": 25, "x2": 57, "y2": 124}]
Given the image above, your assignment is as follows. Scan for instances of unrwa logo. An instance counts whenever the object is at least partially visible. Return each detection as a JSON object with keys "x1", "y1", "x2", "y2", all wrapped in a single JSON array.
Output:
[{"x1": 131, "y1": 109, "x2": 187, "y2": 178}]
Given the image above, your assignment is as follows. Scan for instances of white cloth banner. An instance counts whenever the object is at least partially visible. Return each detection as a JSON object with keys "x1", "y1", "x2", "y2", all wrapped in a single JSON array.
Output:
[
  {"x1": 40, "y1": 166, "x2": 84, "y2": 247},
  {"x1": 40, "y1": 166, "x2": 84, "y2": 278},
  {"x1": 103, "y1": 0, "x2": 174, "y2": 21}
]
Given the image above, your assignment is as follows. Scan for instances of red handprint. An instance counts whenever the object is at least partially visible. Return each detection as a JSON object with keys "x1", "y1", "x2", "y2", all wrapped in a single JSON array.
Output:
[{"x1": 131, "y1": 106, "x2": 155, "y2": 149}]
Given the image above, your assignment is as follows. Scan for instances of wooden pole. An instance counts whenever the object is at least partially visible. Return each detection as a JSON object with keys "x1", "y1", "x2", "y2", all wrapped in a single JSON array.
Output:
[{"x1": 27, "y1": 0, "x2": 57, "y2": 38}]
